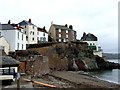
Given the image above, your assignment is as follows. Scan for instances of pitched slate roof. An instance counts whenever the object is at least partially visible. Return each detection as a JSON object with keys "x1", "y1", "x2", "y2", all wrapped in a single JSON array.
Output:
[
  {"x1": 0, "y1": 56, "x2": 20, "y2": 67},
  {"x1": 1, "y1": 24, "x2": 16, "y2": 30},
  {"x1": 37, "y1": 27, "x2": 48, "y2": 33},
  {"x1": 81, "y1": 33, "x2": 98, "y2": 41},
  {"x1": 52, "y1": 24, "x2": 75, "y2": 31},
  {"x1": 19, "y1": 20, "x2": 37, "y2": 27}
]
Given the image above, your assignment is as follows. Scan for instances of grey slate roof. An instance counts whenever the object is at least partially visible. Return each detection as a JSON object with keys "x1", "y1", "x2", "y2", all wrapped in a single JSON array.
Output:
[
  {"x1": 19, "y1": 20, "x2": 37, "y2": 27},
  {"x1": 0, "y1": 24, "x2": 16, "y2": 30},
  {"x1": 52, "y1": 24, "x2": 75, "y2": 31},
  {"x1": 81, "y1": 33, "x2": 98, "y2": 41},
  {"x1": 0, "y1": 56, "x2": 20, "y2": 67}
]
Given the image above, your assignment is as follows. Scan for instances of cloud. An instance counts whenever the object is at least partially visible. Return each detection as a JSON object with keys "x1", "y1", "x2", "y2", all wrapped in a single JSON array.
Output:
[{"x1": 0, "y1": 0, "x2": 119, "y2": 53}]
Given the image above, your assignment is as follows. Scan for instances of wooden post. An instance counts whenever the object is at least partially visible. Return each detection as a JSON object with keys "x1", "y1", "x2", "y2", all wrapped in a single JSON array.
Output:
[{"x1": 17, "y1": 66, "x2": 20, "y2": 90}]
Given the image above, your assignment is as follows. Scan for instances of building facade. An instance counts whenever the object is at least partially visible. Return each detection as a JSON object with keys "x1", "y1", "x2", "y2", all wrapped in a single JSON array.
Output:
[
  {"x1": 19, "y1": 19, "x2": 38, "y2": 44},
  {"x1": 37, "y1": 27, "x2": 48, "y2": 43},
  {"x1": 81, "y1": 32, "x2": 103, "y2": 57},
  {"x1": 0, "y1": 24, "x2": 26, "y2": 52},
  {"x1": 0, "y1": 56, "x2": 20, "y2": 82},
  {"x1": 49, "y1": 24, "x2": 76, "y2": 42}
]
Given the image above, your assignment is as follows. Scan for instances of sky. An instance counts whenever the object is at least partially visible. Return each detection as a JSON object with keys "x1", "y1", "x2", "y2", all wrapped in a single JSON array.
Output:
[{"x1": 0, "y1": 0, "x2": 119, "y2": 53}]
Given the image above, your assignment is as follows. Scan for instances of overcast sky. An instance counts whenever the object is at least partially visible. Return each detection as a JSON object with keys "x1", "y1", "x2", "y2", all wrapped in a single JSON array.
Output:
[{"x1": 0, "y1": 0, "x2": 119, "y2": 53}]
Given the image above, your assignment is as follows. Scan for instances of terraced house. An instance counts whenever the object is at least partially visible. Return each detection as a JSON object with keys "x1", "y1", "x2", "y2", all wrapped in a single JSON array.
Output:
[
  {"x1": 19, "y1": 19, "x2": 38, "y2": 44},
  {"x1": 49, "y1": 23, "x2": 77, "y2": 42},
  {"x1": 81, "y1": 32, "x2": 103, "y2": 57},
  {"x1": 0, "y1": 22, "x2": 26, "y2": 52},
  {"x1": 37, "y1": 27, "x2": 48, "y2": 43}
]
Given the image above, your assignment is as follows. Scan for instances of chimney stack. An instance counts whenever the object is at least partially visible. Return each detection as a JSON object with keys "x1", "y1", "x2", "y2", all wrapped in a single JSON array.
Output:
[
  {"x1": 8, "y1": 20, "x2": 11, "y2": 24},
  {"x1": 69, "y1": 25, "x2": 73, "y2": 29},
  {"x1": 65, "y1": 24, "x2": 68, "y2": 27},
  {"x1": 43, "y1": 26, "x2": 45, "y2": 30},
  {"x1": 28, "y1": 19, "x2": 31, "y2": 23},
  {"x1": 83, "y1": 32, "x2": 86, "y2": 37}
]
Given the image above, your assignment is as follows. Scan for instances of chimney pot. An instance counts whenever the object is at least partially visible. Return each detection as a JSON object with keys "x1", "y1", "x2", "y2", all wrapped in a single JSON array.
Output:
[
  {"x1": 28, "y1": 19, "x2": 31, "y2": 23},
  {"x1": 8, "y1": 20, "x2": 11, "y2": 24},
  {"x1": 65, "y1": 24, "x2": 68, "y2": 27},
  {"x1": 69, "y1": 25, "x2": 73, "y2": 29}
]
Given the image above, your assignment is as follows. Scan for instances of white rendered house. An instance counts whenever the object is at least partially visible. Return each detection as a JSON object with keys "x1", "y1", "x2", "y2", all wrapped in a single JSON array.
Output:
[
  {"x1": 37, "y1": 27, "x2": 48, "y2": 43},
  {"x1": 81, "y1": 32, "x2": 103, "y2": 57},
  {"x1": 0, "y1": 24, "x2": 26, "y2": 52},
  {"x1": 19, "y1": 19, "x2": 38, "y2": 44}
]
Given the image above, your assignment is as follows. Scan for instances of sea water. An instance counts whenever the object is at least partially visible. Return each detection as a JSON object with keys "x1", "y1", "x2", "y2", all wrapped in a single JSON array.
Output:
[{"x1": 88, "y1": 59, "x2": 120, "y2": 84}]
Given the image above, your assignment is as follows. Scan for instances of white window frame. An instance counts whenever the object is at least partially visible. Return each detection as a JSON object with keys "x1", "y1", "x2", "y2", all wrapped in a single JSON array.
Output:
[
  {"x1": 66, "y1": 38, "x2": 68, "y2": 42},
  {"x1": 40, "y1": 37, "x2": 43, "y2": 41},
  {"x1": 63, "y1": 39, "x2": 66, "y2": 42},
  {"x1": 18, "y1": 32, "x2": 19, "y2": 39},
  {"x1": 66, "y1": 34, "x2": 68, "y2": 38},
  {"x1": 22, "y1": 44, "x2": 23, "y2": 50},
  {"x1": 66, "y1": 30, "x2": 68, "y2": 33},
  {"x1": 59, "y1": 29, "x2": 61, "y2": 32},
  {"x1": 22, "y1": 34, "x2": 23, "y2": 40},
  {"x1": 59, "y1": 34, "x2": 61, "y2": 37},
  {"x1": 25, "y1": 31, "x2": 26, "y2": 34},
  {"x1": 59, "y1": 39, "x2": 61, "y2": 42}
]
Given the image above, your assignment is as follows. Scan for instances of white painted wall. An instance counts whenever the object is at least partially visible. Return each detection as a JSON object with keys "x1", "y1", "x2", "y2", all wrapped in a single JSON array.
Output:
[
  {"x1": 0, "y1": 37, "x2": 10, "y2": 54},
  {"x1": 0, "y1": 29, "x2": 26, "y2": 52},
  {"x1": 82, "y1": 40, "x2": 103, "y2": 57},
  {"x1": 15, "y1": 30, "x2": 26, "y2": 50},
  {"x1": 21, "y1": 25, "x2": 38, "y2": 44},
  {"x1": 37, "y1": 31, "x2": 48, "y2": 42},
  {"x1": 83, "y1": 41, "x2": 98, "y2": 51}
]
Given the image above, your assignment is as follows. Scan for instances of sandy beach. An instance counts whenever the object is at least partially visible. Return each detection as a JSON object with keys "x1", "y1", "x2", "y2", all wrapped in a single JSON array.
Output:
[
  {"x1": 3, "y1": 71, "x2": 120, "y2": 90},
  {"x1": 49, "y1": 71, "x2": 120, "y2": 89},
  {"x1": 17, "y1": 71, "x2": 120, "y2": 90}
]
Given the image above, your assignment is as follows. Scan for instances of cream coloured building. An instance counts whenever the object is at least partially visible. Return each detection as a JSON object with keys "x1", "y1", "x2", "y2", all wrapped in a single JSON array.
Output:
[
  {"x1": 0, "y1": 36, "x2": 10, "y2": 55},
  {"x1": 19, "y1": 19, "x2": 38, "y2": 44}
]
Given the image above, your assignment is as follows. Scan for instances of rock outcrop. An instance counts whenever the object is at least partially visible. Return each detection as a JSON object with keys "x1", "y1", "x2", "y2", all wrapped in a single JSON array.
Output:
[{"x1": 10, "y1": 42, "x2": 120, "y2": 75}]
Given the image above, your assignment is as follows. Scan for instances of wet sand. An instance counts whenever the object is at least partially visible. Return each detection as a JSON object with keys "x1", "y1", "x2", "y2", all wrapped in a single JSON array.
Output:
[{"x1": 49, "y1": 71, "x2": 120, "y2": 89}]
